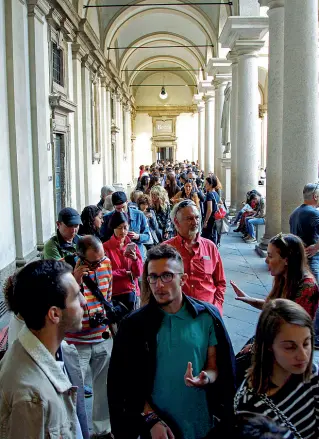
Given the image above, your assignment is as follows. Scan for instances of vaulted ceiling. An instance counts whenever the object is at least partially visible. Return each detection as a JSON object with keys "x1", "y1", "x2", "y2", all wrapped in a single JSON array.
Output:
[{"x1": 75, "y1": 0, "x2": 235, "y2": 97}]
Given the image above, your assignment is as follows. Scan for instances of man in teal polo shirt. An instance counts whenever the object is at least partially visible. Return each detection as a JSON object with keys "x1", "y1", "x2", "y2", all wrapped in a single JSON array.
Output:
[{"x1": 108, "y1": 245, "x2": 235, "y2": 439}]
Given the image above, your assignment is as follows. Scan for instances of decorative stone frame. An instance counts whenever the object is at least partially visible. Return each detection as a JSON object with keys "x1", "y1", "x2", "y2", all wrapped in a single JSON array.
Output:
[
  {"x1": 49, "y1": 95, "x2": 77, "y2": 217},
  {"x1": 151, "y1": 115, "x2": 178, "y2": 163},
  {"x1": 49, "y1": 27, "x2": 69, "y2": 98}
]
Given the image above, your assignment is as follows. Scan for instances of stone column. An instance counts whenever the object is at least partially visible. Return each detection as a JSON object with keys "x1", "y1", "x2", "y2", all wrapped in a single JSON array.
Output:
[
  {"x1": 100, "y1": 77, "x2": 112, "y2": 185},
  {"x1": 81, "y1": 55, "x2": 93, "y2": 205},
  {"x1": 214, "y1": 81, "x2": 227, "y2": 180},
  {"x1": 236, "y1": 48, "x2": 261, "y2": 206},
  {"x1": 228, "y1": 53, "x2": 239, "y2": 211},
  {"x1": 72, "y1": 44, "x2": 86, "y2": 211},
  {"x1": 105, "y1": 86, "x2": 113, "y2": 183},
  {"x1": 124, "y1": 104, "x2": 132, "y2": 182},
  {"x1": 204, "y1": 93, "x2": 215, "y2": 176},
  {"x1": 281, "y1": 0, "x2": 319, "y2": 232},
  {"x1": 27, "y1": 0, "x2": 52, "y2": 248},
  {"x1": 256, "y1": 0, "x2": 284, "y2": 253},
  {"x1": 220, "y1": 17, "x2": 268, "y2": 210},
  {"x1": 197, "y1": 103, "x2": 205, "y2": 170}
]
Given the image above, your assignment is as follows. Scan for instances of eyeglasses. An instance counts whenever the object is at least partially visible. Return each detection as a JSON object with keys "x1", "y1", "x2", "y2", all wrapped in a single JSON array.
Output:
[
  {"x1": 313, "y1": 182, "x2": 319, "y2": 194},
  {"x1": 80, "y1": 256, "x2": 107, "y2": 270},
  {"x1": 147, "y1": 272, "x2": 183, "y2": 284}
]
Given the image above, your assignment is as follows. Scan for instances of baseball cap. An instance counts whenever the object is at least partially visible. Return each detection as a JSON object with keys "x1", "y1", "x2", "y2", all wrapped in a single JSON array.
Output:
[
  {"x1": 58, "y1": 207, "x2": 82, "y2": 226},
  {"x1": 112, "y1": 191, "x2": 127, "y2": 206}
]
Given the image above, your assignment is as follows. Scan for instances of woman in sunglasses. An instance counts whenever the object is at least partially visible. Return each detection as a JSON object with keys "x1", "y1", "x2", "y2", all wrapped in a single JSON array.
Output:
[
  {"x1": 235, "y1": 299, "x2": 318, "y2": 439},
  {"x1": 231, "y1": 233, "x2": 319, "y2": 319},
  {"x1": 103, "y1": 212, "x2": 143, "y2": 312}
]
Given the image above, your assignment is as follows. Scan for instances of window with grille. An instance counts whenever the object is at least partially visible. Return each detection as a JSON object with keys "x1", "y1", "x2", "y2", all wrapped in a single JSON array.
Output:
[{"x1": 52, "y1": 43, "x2": 63, "y2": 86}]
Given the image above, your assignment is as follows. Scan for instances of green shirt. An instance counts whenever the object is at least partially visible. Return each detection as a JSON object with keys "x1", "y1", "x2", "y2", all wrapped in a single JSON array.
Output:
[
  {"x1": 43, "y1": 233, "x2": 78, "y2": 260},
  {"x1": 151, "y1": 303, "x2": 217, "y2": 439}
]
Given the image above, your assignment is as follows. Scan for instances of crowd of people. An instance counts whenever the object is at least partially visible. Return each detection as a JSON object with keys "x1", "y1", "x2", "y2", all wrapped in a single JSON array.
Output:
[{"x1": 1, "y1": 160, "x2": 319, "y2": 439}]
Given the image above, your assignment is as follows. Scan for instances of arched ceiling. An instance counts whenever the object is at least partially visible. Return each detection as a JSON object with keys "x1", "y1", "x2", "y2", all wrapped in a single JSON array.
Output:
[{"x1": 79, "y1": 0, "x2": 233, "y2": 94}]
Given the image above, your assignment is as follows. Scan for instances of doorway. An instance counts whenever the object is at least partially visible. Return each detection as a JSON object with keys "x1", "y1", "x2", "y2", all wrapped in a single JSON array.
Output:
[{"x1": 157, "y1": 146, "x2": 173, "y2": 161}]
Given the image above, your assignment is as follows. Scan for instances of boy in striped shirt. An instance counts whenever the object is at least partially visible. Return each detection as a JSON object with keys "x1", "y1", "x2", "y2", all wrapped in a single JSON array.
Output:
[{"x1": 66, "y1": 235, "x2": 113, "y2": 439}]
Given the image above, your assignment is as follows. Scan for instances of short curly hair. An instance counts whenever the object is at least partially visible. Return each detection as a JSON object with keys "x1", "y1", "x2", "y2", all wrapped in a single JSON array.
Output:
[{"x1": 137, "y1": 194, "x2": 151, "y2": 208}]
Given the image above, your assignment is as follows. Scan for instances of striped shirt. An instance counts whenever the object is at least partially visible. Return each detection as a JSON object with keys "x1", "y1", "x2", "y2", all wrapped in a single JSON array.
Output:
[
  {"x1": 65, "y1": 259, "x2": 112, "y2": 345},
  {"x1": 234, "y1": 364, "x2": 319, "y2": 439}
]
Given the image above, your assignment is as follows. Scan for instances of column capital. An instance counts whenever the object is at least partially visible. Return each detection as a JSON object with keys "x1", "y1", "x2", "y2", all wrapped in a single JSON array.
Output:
[
  {"x1": 206, "y1": 58, "x2": 232, "y2": 77},
  {"x1": 82, "y1": 53, "x2": 94, "y2": 70},
  {"x1": 227, "y1": 50, "x2": 238, "y2": 64},
  {"x1": 220, "y1": 16, "x2": 268, "y2": 53},
  {"x1": 198, "y1": 80, "x2": 214, "y2": 94},
  {"x1": 259, "y1": 0, "x2": 284, "y2": 9},
  {"x1": 234, "y1": 40, "x2": 265, "y2": 56},
  {"x1": 72, "y1": 44, "x2": 87, "y2": 61},
  {"x1": 27, "y1": 0, "x2": 50, "y2": 19},
  {"x1": 203, "y1": 93, "x2": 215, "y2": 103}
]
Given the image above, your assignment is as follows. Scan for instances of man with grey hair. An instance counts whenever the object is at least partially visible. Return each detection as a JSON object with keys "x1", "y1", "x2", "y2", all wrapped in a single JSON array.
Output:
[
  {"x1": 97, "y1": 185, "x2": 115, "y2": 209},
  {"x1": 290, "y1": 183, "x2": 319, "y2": 347},
  {"x1": 164, "y1": 200, "x2": 226, "y2": 314}
]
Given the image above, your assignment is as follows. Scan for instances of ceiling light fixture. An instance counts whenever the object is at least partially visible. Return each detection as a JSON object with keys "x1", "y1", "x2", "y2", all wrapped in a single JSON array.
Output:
[{"x1": 159, "y1": 86, "x2": 168, "y2": 100}]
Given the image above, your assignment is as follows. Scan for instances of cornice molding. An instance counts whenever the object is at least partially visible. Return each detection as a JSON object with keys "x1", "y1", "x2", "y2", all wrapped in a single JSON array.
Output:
[
  {"x1": 220, "y1": 16, "x2": 269, "y2": 52},
  {"x1": 259, "y1": 0, "x2": 284, "y2": 9},
  {"x1": 27, "y1": 0, "x2": 50, "y2": 19},
  {"x1": 49, "y1": 93, "x2": 77, "y2": 113},
  {"x1": 52, "y1": 0, "x2": 80, "y2": 29},
  {"x1": 136, "y1": 105, "x2": 197, "y2": 116}
]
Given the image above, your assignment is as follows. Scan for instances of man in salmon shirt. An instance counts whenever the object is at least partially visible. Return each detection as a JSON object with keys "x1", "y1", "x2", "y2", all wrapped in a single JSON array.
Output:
[{"x1": 165, "y1": 200, "x2": 226, "y2": 314}]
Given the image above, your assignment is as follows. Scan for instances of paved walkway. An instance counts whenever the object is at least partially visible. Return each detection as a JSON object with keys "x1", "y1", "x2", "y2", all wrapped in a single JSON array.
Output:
[{"x1": 219, "y1": 229, "x2": 270, "y2": 354}]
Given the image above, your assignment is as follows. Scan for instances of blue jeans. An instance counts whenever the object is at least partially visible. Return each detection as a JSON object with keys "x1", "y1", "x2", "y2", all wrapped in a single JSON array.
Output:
[
  {"x1": 308, "y1": 254, "x2": 319, "y2": 340},
  {"x1": 245, "y1": 217, "x2": 265, "y2": 239}
]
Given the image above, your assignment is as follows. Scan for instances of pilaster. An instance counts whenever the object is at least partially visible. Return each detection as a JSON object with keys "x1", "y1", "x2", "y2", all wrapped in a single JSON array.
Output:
[{"x1": 27, "y1": 0, "x2": 53, "y2": 247}]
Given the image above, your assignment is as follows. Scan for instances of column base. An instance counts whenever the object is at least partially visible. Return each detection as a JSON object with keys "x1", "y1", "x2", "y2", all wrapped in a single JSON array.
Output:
[{"x1": 255, "y1": 236, "x2": 269, "y2": 258}]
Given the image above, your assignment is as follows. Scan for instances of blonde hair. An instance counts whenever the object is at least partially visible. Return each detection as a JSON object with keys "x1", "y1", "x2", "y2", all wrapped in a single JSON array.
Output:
[{"x1": 150, "y1": 185, "x2": 169, "y2": 210}]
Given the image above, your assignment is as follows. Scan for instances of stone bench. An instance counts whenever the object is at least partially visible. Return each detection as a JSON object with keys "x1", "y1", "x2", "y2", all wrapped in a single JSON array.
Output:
[{"x1": 255, "y1": 223, "x2": 265, "y2": 242}]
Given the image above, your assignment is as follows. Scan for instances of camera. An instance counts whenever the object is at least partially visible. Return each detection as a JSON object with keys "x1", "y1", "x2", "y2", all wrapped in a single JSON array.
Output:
[{"x1": 89, "y1": 312, "x2": 108, "y2": 329}]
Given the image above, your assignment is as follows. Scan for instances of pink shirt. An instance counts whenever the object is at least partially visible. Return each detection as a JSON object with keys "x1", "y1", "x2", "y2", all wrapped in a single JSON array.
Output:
[{"x1": 165, "y1": 234, "x2": 226, "y2": 314}]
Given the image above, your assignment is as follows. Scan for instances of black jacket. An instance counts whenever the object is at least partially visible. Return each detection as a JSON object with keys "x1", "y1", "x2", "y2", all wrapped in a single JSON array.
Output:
[{"x1": 108, "y1": 295, "x2": 236, "y2": 439}]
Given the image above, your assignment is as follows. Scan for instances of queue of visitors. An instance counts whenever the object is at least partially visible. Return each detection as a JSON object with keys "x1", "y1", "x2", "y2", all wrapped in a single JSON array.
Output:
[{"x1": 1, "y1": 160, "x2": 319, "y2": 439}]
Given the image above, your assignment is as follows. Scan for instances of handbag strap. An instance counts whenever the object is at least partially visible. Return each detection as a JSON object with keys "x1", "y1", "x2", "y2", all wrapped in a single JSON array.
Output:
[
  {"x1": 234, "y1": 386, "x2": 303, "y2": 439},
  {"x1": 259, "y1": 393, "x2": 303, "y2": 439}
]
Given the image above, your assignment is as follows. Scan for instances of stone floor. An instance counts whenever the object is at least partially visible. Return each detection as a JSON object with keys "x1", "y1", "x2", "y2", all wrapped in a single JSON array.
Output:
[
  {"x1": 219, "y1": 228, "x2": 270, "y2": 353},
  {"x1": 221, "y1": 228, "x2": 319, "y2": 363}
]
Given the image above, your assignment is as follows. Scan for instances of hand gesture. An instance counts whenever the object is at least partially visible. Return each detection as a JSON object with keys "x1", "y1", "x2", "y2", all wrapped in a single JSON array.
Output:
[
  {"x1": 184, "y1": 362, "x2": 209, "y2": 387},
  {"x1": 151, "y1": 421, "x2": 175, "y2": 439},
  {"x1": 306, "y1": 244, "x2": 318, "y2": 258},
  {"x1": 125, "y1": 248, "x2": 137, "y2": 261},
  {"x1": 230, "y1": 281, "x2": 252, "y2": 304},
  {"x1": 127, "y1": 231, "x2": 139, "y2": 241},
  {"x1": 73, "y1": 259, "x2": 89, "y2": 285}
]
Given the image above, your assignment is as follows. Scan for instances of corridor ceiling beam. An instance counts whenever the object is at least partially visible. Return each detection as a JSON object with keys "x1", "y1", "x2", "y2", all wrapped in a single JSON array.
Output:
[
  {"x1": 108, "y1": 44, "x2": 213, "y2": 49},
  {"x1": 130, "y1": 84, "x2": 197, "y2": 86},
  {"x1": 84, "y1": 2, "x2": 232, "y2": 8},
  {"x1": 122, "y1": 69, "x2": 202, "y2": 71}
]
